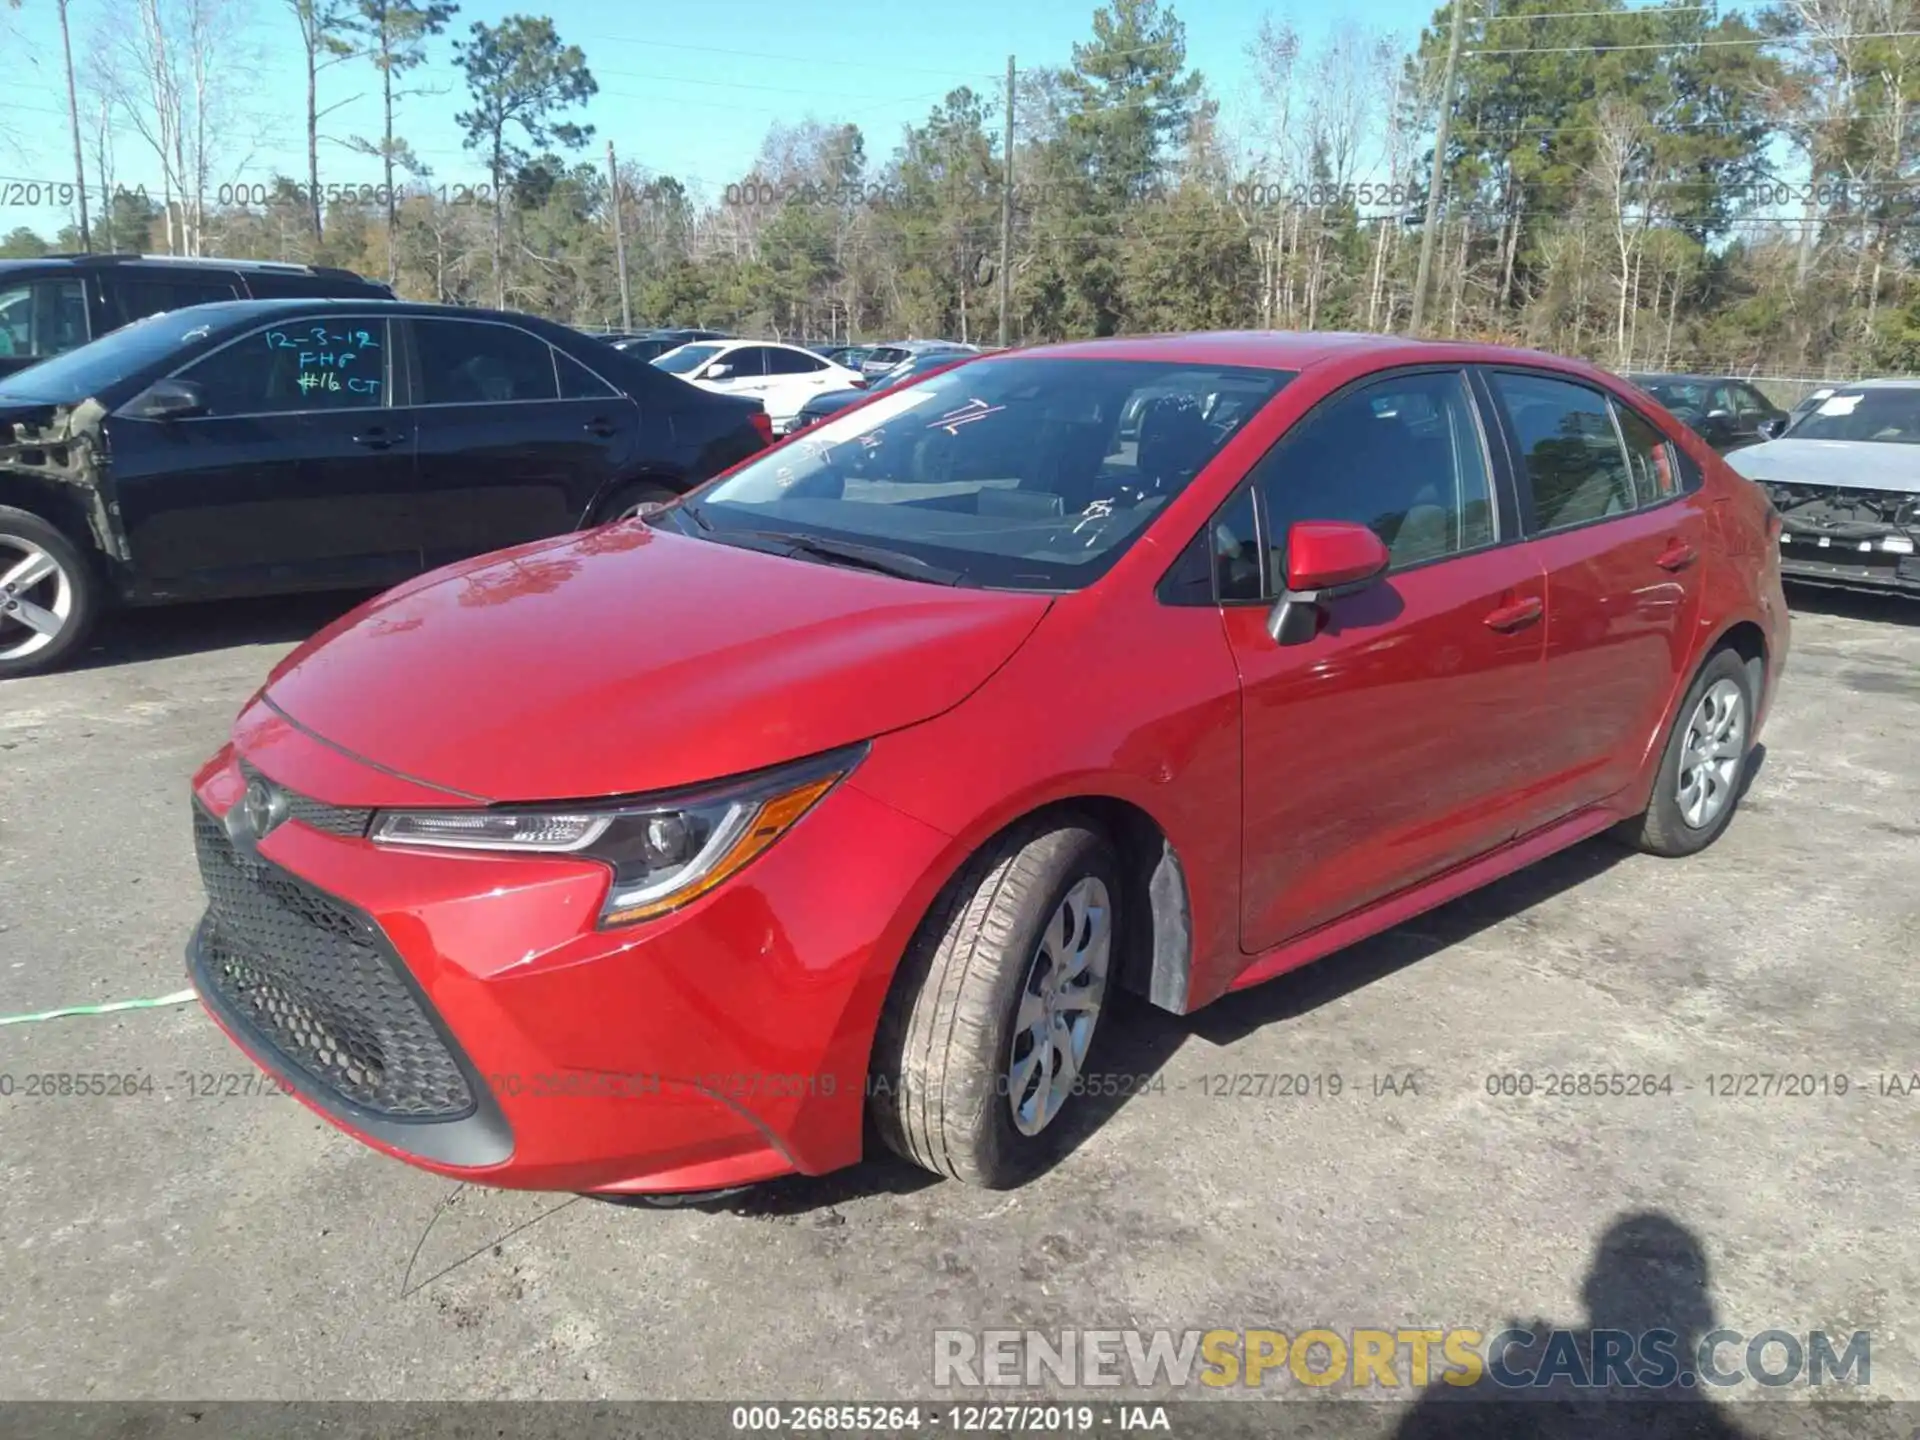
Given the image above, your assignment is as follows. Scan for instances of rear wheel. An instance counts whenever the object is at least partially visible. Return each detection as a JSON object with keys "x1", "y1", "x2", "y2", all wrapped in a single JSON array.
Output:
[
  {"x1": 0, "y1": 507, "x2": 98, "y2": 679},
  {"x1": 1621, "y1": 647, "x2": 1754, "y2": 857},
  {"x1": 594, "y1": 481, "x2": 678, "y2": 525},
  {"x1": 870, "y1": 818, "x2": 1120, "y2": 1188}
]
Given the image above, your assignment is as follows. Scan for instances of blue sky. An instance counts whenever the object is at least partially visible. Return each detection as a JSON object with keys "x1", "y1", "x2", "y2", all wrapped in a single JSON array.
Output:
[{"x1": 0, "y1": 0, "x2": 1440, "y2": 239}]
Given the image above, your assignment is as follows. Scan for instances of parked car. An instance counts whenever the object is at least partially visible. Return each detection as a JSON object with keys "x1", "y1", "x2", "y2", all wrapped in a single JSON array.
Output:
[
  {"x1": 0, "y1": 252, "x2": 393, "y2": 380},
  {"x1": 788, "y1": 347, "x2": 978, "y2": 431},
  {"x1": 185, "y1": 333, "x2": 1787, "y2": 1197},
  {"x1": 1723, "y1": 378, "x2": 1920, "y2": 597},
  {"x1": 1627, "y1": 373, "x2": 1789, "y2": 453},
  {"x1": 653, "y1": 338, "x2": 867, "y2": 434},
  {"x1": 1782, "y1": 385, "x2": 1838, "y2": 434},
  {"x1": 812, "y1": 344, "x2": 877, "y2": 371},
  {"x1": 599, "y1": 328, "x2": 735, "y2": 364},
  {"x1": 0, "y1": 298, "x2": 770, "y2": 676},
  {"x1": 856, "y1": 338, "x2": 977, "y2": 379}
]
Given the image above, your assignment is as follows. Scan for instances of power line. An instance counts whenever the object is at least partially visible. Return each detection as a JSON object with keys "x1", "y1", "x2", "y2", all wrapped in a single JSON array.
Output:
[
  {"x1": 1482, "y1": 3, "x2": 1718, "y2": 19},
  {"x1": 1469, "y1": 28, "x2": 1920, "y2": 54}
]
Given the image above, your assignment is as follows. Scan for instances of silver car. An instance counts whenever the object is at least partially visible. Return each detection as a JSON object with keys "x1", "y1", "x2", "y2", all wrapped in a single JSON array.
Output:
[{"x1": 1724, "y1": 378, "x2": 1920, "y2": 597}]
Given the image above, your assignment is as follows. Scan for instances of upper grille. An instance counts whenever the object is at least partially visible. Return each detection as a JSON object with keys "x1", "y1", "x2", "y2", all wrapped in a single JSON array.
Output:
[
  {"x1": 238, "y1": 760, "x2": 373, "y2": 839},
  {"x1": 191, "y1": 805, "x2": 475, "y2": 1120}
]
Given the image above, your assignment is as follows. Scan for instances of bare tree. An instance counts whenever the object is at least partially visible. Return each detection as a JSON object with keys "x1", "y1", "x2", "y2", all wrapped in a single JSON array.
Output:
[
  {"x1": 1587, "y1": 97, "x2": 1655, "y2": 367},
  {"x1": 98, "y1": 0, "x2": 255, "y2": 255},
  {"x1": 285, "y1": 0, "x2": 358, "y2": 240}
]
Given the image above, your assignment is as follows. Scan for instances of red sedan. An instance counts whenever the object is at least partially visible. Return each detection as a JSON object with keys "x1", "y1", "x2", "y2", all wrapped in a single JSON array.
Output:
[{"x1": 187, "y1": 332, "x2": 1788, "y2": 1193}]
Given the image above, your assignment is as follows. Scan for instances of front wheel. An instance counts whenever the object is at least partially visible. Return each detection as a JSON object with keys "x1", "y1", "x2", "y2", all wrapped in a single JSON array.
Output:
[
  {"x1": 870, "y1": 819, "x2": 1121, "y2": 1188},
  {"x1": 1621, "y1": 647, "x2": 1755, "y2": 857},
  {"x1": 594, "y1": 481, "x2": 678, "y2": 525},
  {"x1": 0, "y1": 506, "x2": 98, "y2": 679}
]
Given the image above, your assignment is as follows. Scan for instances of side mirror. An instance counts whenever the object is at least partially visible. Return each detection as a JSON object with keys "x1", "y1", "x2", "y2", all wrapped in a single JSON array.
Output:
[
  {"x1": 125, "y1": 377, "x2": 208, "y2": 421},
  {"x1": 703, "y1": 362, "x2": 733, "y2": 381},
  {"x1": 1266, "y1": 520, "x2": 1391, "y2": 646},
  {"x1": 1758, "y1": 417, "x2": 1787, "y2": 441}
]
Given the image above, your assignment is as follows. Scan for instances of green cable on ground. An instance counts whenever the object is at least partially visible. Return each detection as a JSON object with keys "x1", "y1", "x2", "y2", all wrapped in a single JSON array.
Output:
[{"x1": 0, "y1": 989, "x2": 198, "y2": 1026}]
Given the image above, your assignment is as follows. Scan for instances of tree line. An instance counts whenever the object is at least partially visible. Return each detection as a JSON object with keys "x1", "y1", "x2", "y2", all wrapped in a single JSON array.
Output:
[{"x1": 4, "y1": 0, "x2": 1919, "y2": 380}]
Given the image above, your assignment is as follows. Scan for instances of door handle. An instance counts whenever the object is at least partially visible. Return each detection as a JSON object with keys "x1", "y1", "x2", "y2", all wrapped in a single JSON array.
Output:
[
  {"x1": 352, "y1": 428, "x2": 406, "y2": 450},
  {"x1": 583, "y1": 418, "x2": 619, "y2": 437},
  {"x1": 1483, "y1": 596, "x2": 1543, "y2": 632},
  {"x1": 1655, "y1": 539, "x2": 1698, "y2": 572}
]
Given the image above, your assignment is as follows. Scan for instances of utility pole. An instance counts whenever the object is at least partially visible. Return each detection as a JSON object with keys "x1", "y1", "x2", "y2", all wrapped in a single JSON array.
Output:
[
  {"x1": 999, "y1": 54, "x2": 1014, "y2": 348},
  {"x1": 1411, "y1": 0, "x2": 1465, "y2": 335},
  {"x1": 57, "y1": 0, "x2": 90, "y2": 251},
  {"x1": 606, "y1": 140, "x2": 632, "y2": 332}
]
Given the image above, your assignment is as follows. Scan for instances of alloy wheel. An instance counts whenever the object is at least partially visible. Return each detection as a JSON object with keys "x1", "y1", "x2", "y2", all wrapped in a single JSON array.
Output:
[
  {"x1": 1006, "y1": 876, "x2": 1112, "y2": 1137},
  {"x1": 1676, "y1": 677, "x2": 1747, "y2": 830},
  {"x1": 0, "y1": 536, "x2": 74, "y2": 663}
]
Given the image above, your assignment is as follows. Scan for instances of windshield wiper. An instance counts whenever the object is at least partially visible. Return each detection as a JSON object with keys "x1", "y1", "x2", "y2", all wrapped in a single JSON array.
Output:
[{"x1": 730, "y1": 529, "x2": 962, "y2": 585}]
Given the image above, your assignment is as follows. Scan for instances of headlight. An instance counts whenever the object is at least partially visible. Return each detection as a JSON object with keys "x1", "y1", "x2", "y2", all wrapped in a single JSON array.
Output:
[{"x1": 370, "y1": 746, "x2": 862, "y2": 927}]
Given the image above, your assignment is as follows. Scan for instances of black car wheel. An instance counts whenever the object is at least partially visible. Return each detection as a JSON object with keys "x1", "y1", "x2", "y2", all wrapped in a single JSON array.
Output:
[{"x1": 595, "y1": 482, "x2": 679, "y2": 525}]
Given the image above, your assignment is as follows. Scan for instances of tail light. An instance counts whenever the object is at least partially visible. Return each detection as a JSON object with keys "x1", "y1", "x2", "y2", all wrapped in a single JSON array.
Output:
[
  {"x1": 748, "y1": 411, "x2": 773, "y2": 446},
  {"x1": 850, "y1": 377, "x2": 869, "y2": 390}
]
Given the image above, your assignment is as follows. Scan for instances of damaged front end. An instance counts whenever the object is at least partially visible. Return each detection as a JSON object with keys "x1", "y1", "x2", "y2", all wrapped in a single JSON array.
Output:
[
  {"x1": 0, "y1": 396, "x2": 122, "y2": 560},
  {"x1": 1764, "y1": 482, "x2": 1920, "y2": 596}
]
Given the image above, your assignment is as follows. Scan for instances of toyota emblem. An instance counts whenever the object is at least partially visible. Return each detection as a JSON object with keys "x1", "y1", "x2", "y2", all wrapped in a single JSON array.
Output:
[{"x1": 241, "y1": 777, "x2": 286, "y2": 839}]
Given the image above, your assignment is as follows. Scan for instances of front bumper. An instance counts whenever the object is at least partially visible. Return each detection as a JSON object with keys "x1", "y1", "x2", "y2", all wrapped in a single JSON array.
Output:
[
  {"x1": 185, "y1": 730, "x2": 953, "y2": 1194},
  {"x1": 1777, "y1": 534, "x2": 1920, "y2": 596}
]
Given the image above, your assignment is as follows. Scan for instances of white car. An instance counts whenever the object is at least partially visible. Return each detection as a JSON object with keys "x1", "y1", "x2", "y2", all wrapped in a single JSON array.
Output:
[{"x1": 652, "y1": 340, "x2": 866, "y2": 433}]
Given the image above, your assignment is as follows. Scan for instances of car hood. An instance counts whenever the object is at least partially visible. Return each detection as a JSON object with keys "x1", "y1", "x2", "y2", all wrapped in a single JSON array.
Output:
[
  {"x1": 1725, "y1": 437, "x2": 1920, "y2": 494},
  {"x1": 257, "y1": 524, "x2": 1051, "y2": 803}
]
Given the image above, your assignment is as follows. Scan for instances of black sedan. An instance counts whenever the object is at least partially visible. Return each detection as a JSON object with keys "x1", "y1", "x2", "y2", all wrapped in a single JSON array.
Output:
[
  {"x1": 1626, "y1": 372, "x2": 1790, "y2": 453},
  {"x1": 0, "y1": 299, "x2": 768, "y2": 675}
]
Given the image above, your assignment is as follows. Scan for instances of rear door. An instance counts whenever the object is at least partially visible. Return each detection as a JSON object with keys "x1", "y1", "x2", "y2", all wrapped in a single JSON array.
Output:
[
  {"x1": 402, "y1": 315, "x2": 637, "y2": 565},
  {"x1": 1225, "y1": 366, "x2": 1551, "y2": 953},
  {"x1": 1479, "y1": 368, "x2": 1710, "y2": 817},
  {"x1": 109, "y1": 313, "x2": 416, "y2": 595}
]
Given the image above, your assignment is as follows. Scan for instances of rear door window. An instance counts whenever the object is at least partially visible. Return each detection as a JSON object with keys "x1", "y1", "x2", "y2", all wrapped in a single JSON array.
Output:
[
  {"x1": 1613, "y1": 402, "x2": 1678, "y2": 504},
  {"x1": 1487, "y1": 372, "x2": 1637, "y2": 532},
  {"x1": 765, "y1": 347, "x2": 826, "y2": 375},
  {"x1": 412, "y1": 318, "x2": 560, "y2": 405}
]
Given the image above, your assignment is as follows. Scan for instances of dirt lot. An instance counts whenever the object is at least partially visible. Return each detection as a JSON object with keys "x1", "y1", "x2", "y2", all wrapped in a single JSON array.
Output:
[{"x1": 1, "y1": 585, "x2": 1916, "y2": 1420}]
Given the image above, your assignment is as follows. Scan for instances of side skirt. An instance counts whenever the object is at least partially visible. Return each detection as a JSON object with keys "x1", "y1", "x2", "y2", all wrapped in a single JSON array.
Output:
[{"x1": 1222, "y1": 803, "x2": 1626, "y2": 998}]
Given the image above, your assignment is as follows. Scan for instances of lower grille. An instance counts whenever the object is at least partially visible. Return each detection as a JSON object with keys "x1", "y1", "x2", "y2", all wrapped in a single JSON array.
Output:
[{"x1": 191, "y1": 804, "x2": 475, "y2": 1120}]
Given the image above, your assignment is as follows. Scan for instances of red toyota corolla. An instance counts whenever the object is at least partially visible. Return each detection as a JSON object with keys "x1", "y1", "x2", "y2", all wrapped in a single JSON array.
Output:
[{"x1": 187, "y1": 333, "x2": 1788, "y2": 1193}]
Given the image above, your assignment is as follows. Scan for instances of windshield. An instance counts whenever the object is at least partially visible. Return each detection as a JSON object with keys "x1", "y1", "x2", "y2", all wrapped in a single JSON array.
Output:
[
  {"x1": 654, "y1": 343, "x2": 722, "y2": 374},
  {"x1": 1788, "y1": 388, "x2": 1920, "y2": 444},
  {"x1": 0, "y1": 309, "x2": 221, "y2": 403},
  {"x1": 685, "y1": 356, "x2": 1291, "y2": 590}
]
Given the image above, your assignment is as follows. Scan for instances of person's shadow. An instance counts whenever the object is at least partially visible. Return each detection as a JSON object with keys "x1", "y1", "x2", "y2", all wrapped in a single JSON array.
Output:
[{"x1": 1393, "y1": 1213, "x2": 1757, "y2": 1439}]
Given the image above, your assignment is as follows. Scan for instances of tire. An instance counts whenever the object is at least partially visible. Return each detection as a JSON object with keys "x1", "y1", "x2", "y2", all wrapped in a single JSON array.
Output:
[
  {"x1": 593, "y1": 481, "x2": 678, "y2": 525},
  {"x1": 0, "y1": 506, "x2": 99, "y2": 679},
  {"x1": 1620, "y1": 647, "x2": 1755, "y2": 858},
  {"x1": 870, "y1": 818, "x2": 1121, "y2": 1188}
]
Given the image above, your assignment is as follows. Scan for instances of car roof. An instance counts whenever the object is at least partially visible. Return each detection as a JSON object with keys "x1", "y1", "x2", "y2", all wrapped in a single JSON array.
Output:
[
  {"x1": 79, "y1": 297, "x2": 580, "y2": 327},
  {"x1": 992, "y1": 330, "x2": 1609, "y2": 377},
  {"x1": 1627, "y1": 372, "x2": 1756, "y2": 385},
  {"x1": 0, "y1": 253, "x2": 376, "y2": 281},
  {"x1": 1788, "y1": 377, "x2": 1918, "y2": 390}
]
